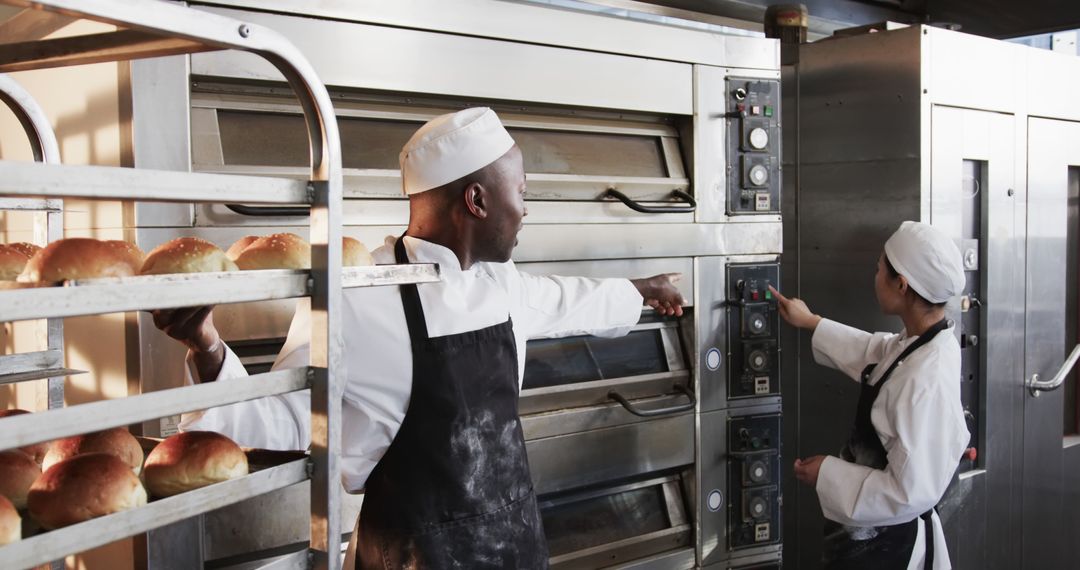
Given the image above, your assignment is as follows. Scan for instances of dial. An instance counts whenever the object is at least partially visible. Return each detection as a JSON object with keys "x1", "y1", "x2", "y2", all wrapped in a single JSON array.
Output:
[
  {"x1": 749, "y1": 164, "x2": 769, "y2": 186},
  {"x1": 749, "y1": 460, "x2": 768, "y2": 483},
  {"x1": 748, "y1": 349, "x2": 768, "y2": 372},
  {"x1": 749, "y1": 127, "x2": 769, "y2": 150}
]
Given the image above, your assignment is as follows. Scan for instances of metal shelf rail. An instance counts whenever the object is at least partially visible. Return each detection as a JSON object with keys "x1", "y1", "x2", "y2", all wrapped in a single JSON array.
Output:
[
  {"x1": 0, "y1": 2, "x2": 434, "y2": 569},
  {"x1": 0, "y1": 72, "x2": 66, "y2": 409}
]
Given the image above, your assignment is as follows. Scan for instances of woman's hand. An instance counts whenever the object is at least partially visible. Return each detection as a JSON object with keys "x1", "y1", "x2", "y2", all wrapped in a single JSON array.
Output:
[
  {"x1": 768, "y1": 285, "x2": 822, "y2": 331},
  {"x1": 794, "y1": 455, "x2": 826, "y2": 487}
]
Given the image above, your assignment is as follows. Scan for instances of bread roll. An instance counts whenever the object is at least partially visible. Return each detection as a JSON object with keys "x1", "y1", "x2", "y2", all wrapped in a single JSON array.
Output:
[
  {"x1": 143, "y1": 431, "x2": 249, "y2": 497},
  {"x1": 234, "y1": 233, "x2": 311, "y2": 270},
  {"x1": 343, "y1": 237, "x2": 374, "y2": 267},
  {"x1": 17, "y1": 238, "x2": 143, "y2": 283},
  {"x1": 0, "y1": 245, "x2": 30, "y2": 280},
  {"x1": 140, "y1": 237, "x2": 239, "y2": 275},
  {"x1": 233, "y1": 234, "x2": 372, "y2": 269},
  {"x1": 0, "y1": 450, "x2": 41, "y2": 509},
  {"x1": 225, "y1": 235, "x2": 259, "y2": 261},
  {"x1": 28, "y1": 453, "x2": 147, "y2": 529},
  {"x1": 0, "y1": 495, "x2": 19, "y2": 545},
  {"x1": 44, "y1": 427, "x2": 144, "y2": 475},
  {"x1": 7, "y1": 242, "x2": 41, "y2": 259},
  {"x1": 0, "y1": 409, "x2": 49, "y2": 463}
]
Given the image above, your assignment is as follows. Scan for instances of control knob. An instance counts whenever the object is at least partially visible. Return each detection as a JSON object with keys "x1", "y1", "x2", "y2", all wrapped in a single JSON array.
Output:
[{"x1": 749, "y1": 127, "x2": 769, "y2": 150}]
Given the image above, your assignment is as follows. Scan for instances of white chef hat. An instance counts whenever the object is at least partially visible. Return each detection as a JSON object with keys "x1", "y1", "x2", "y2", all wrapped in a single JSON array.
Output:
[
  {"x1": 398, "y1": 107, "x2": 516, "y2": 195},
  {"x1": 883, "y1": 221, "x2": 965, "y2": 304}
]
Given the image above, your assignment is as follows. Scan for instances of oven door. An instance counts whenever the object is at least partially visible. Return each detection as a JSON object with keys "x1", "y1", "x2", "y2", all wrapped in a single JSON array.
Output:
[
  {"x1": 540, "y1": 475, "x2": 694, "y2": 569},
  {"x1": 188, "y1": 86, "x2": 693, "y2": 228}
]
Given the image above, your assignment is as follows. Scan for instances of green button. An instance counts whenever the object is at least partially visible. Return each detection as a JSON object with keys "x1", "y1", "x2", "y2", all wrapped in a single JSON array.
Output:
[
  {"x1": 764, "y1": 106, "x2": 773, "y2": 117},
  {"x1": 765, "y1": 290, "x2": 773, "y2": 300}
]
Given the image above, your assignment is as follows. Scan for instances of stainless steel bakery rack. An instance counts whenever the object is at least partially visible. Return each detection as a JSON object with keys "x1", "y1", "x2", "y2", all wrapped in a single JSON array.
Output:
[{"x1": 0, "y1": 2, "x2": 438, "y2": 569}]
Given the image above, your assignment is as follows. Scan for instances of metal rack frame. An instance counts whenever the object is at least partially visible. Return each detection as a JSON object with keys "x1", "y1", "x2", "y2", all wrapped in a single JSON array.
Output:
[
  {"x1": 0, "y1": 2, "x2": 437, "y2": 569},
  {"x1": 0, "y1": 72, "x2": 66, "y2": 410}
]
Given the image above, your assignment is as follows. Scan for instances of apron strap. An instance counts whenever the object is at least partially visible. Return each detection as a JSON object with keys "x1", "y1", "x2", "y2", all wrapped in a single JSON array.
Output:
[
  {"x1": 920, "y1": 509, "x2": 935, "y2": 568},
  {"x1": 868, "y1": 318, "x2": 949, "y2": 390},
  {"x1": 394, "y1": 235, "x2": 430, "y2": 342}
]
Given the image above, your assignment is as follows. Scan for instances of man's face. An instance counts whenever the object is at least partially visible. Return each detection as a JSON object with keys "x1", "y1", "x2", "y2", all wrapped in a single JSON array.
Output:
[{"x1": 480, "y1": 146, "x2": 527, "y2": 262}]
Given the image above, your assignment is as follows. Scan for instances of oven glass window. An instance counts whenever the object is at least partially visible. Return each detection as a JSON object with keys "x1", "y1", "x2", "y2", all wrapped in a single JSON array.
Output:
[
  {"x1": 217, "y1": 111, "x2": 417, "y2": 169},
  {"x1": 215, "y1": 111, "x2": 669, "y2": 177},
  {"x1": 540, "y1": 486, "x2": 669, "y2": 556},
  {"x1": 522, "y1": 329, "x2": 669, "y2": 390}
]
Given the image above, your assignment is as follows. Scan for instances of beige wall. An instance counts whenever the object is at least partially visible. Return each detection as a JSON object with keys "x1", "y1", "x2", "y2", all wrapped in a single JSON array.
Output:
[{"x1": 0, "y1": 19, "x2": 135, "y2": 570}]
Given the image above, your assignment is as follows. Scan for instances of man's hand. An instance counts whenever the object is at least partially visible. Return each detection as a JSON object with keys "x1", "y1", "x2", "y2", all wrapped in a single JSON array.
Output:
[
  {"x1": 768, "y1": 285, "x2": 822, "y2": 331},
  {"x1": 151, "y1": 306, "x2": 225, "y2": 381},
  {"x1": 794, "y1": 455, "x2": 826, "y2": 487},
  {"x1": 632, "y1": 273, "x2": 685, "y2": 317}
]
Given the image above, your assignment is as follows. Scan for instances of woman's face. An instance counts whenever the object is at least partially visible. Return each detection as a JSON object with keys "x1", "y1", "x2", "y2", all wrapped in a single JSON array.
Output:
[{"x1": 874, "y1": 253, "x2": 903, "y2": 315}]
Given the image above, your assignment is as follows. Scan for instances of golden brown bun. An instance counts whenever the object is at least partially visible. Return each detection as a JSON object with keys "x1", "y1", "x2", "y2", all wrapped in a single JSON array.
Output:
[
  {"x1": 225, "y1": 235, "x2": 259, "y2": 261},
  {"x1": 17, "y1": 238, "x2": 143, "y2": 283},
  {"x1": 28, "y1": 453, "x2": 147, "y2": 529},
  {"x1": 140, "y1": 237, "x2": 239, "y2": 275},
  {"x1": 0, "y1": 450, "x2": 41, "y2": 509},
  {"x1": 0, "y1": 245, "x2": 30, "y2": 281},
  {"x1": 143, "y1": 431, "x2": 249, "y2": 497},
  {"x1": 234, "y1": 233, "x2": 311, "y2": 270},
  {"x1": 0, "y1": 495, "x2": 19, "y2": 545},
  {"x1": 342, "y1": 237, "x2": 375, "y2": 267},
  {"x1": 43, "y1": 427, "x2": 144, "y2": 475},
  {"x1": 7, "y1": 242, "x2": 41, "y2": 259},
  {"x1": 0, "y1": 409, "x2": 49, "y2": 463}
]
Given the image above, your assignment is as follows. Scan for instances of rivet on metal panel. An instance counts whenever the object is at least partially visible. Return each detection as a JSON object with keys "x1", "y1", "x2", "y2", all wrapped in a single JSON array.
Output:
[
  {"x1": 306, "y1": 367, "x2": 316, "y2": 387},
  {"x1": 238, "y1": 24, "x2": 251, "y2": 38},
  {"x1": 1007, "y1": 188, "x2": 1015, "y2": 197},
  {"x1": 923, "y1": 89, "x2": 928, "y2": 94},
  {"x1": 306, "y1": 181, "x2": 316, "y2": 203}
]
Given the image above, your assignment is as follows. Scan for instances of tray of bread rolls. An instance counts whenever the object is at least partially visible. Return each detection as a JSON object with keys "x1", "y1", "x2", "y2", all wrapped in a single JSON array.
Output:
[
  {"x1": 0, "y1": 423, "x2": 309, "y2": 569},
  {"x1": 0, "y1": 234, "x2": 438, "y2": 323}
]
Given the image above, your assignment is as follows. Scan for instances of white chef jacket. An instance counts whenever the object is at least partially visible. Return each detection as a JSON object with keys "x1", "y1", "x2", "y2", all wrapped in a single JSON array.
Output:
[
  {"x1": 812, "y1": 318, "x2": 970, "y2": 570},
  {"x1": 179, "y1": 235, "x2": 644, "y2": 492}
]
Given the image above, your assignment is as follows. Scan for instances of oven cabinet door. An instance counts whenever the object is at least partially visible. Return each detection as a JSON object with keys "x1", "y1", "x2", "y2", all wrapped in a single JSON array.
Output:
[
  {"x1": 539, "y1": 475, "x2": 696, "y2": 570},
  {"x1": 188, "y1": 92, "x2": 693, "y2": 227}
]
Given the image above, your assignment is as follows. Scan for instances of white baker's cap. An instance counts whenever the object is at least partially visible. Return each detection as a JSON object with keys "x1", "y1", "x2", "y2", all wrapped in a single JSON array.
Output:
[
  {"x1": 883, "y1": 221, "x2": 965, "y2": 304},
  {"x1": 398, "y1": 107, "x2": 515, "y2": 195}
]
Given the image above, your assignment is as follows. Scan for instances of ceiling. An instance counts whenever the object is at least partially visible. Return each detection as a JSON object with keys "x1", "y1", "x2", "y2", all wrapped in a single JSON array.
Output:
[{"x1": 633, "y1": 0, "x2": 1080, "y2": 38}]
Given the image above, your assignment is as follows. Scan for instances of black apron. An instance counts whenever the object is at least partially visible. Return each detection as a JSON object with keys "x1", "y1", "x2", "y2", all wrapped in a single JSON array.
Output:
[
  {"x1": 822, "y1": 318, "x2": 948, "y2": 570},
  {"x1": 353, "y1": 237, "x2": 549, "y2": 569}
]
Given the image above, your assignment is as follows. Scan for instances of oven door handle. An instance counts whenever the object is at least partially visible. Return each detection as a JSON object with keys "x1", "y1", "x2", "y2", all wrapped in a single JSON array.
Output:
[
  {"x1": 225, "y1": 204, "x2": 310, "y2": 217},
  {"x1": 602, "y1": 188, "x2": 697, "y2": 214},
  {"x1": 608, "y1": 383, "x2": 696, "y2": 417}
]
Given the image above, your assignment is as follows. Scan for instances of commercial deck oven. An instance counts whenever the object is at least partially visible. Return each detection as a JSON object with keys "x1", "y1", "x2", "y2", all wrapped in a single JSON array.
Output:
[{"x1": 126, "y1": 2, "x2": 784, "y2": 568}]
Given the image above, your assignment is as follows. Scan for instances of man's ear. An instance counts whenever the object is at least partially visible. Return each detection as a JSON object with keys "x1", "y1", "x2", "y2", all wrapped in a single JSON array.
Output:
[{"x1": 463, "y1": 181, "x2": 488, "y2": 219}]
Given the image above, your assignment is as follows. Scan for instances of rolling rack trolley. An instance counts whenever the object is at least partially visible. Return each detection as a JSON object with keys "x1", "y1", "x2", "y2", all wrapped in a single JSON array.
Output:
[{"x1": 0, "y1": 2, "x2": 439, "y2": 569}]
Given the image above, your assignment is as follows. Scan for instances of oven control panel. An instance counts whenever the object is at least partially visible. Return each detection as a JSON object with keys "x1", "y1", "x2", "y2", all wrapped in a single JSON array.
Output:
[
  {"x1": 727, "y1": 78, "x2": 780, "y2": 215},
  {"x1": 727, "y1": 263, "x2": 780, "y2": 400},
  {"x1": 728, "y1": 413, "x2": 782, "y2": 550}
]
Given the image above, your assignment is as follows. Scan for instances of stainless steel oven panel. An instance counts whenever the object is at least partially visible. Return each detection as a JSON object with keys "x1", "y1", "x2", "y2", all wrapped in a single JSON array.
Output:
[
  {"x1": 522, "y1": 392, "x2": 694, "y2": 441},
  {"x1": 527, "y1": 413, "x2": 694, "y2": 496},
  {"x1": 218, "y1": 224, "x2": 777, "y2": 262},
  {"x1": 192, "y1": 0, "x2": 778, "y2": 71},
  {"x1": 190, "y1": 7, "x2": 693, "y2": 115},
  {"x1": 694, "y1": 65, "x2": 783, "y2": 224},
  {"x1": 697, "y1": 403, "x2": 783, "y2": 566},
  {"x1": 696, "y1": 255, "x2": 782, "y2": 413},
  {"x1": 517, "y1": 258, "x2": 694, "y2": 307}
]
